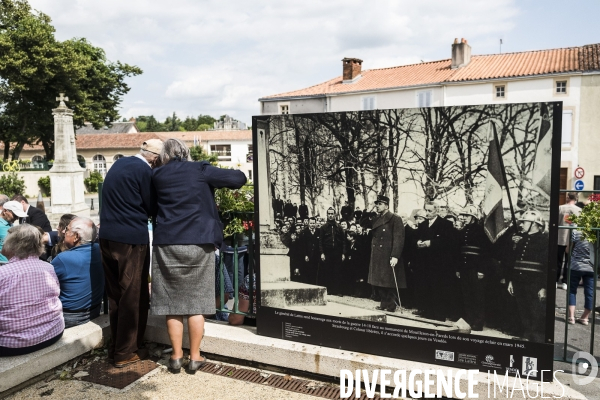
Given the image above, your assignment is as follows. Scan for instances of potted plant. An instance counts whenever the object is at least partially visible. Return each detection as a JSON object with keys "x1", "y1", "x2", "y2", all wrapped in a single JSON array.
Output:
[
  {"x1": 567, "y1": 194, "x2": 600, "y2": 243},
  {"x1": 215, "y1": 184, "x2": 254, "y2": 246}
]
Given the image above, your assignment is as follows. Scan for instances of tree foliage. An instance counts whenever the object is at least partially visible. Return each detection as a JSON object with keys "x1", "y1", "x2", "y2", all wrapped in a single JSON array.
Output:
[
  {"x1": 0, "y1": 0, "x2": 142, "y2": 160},
  {"x1": 267, "y1": 103, "x2": 549, "y2": 216},
  {"x1": 189, "y1": 145, "x2": 218, "y2": 165},
  {"x1": 83, "y1": 171, "x2": 103, "y2": 193},
  {"x1": 0, "y1": 172, "x2": 25, "y2": 196},
  {"x1": 136, "y1": 113, "x2": 217, "y2": 132}
]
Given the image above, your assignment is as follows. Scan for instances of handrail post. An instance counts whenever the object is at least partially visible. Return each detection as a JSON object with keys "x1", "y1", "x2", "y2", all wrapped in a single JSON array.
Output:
[
  {"x1": 248, "y1": 212, "x2": 255, "y2": 316},
  {"x1": 220, "y1": 249, "x2": 225, "y2": 311},
  {"x1": 563, "y1": 228, "x2": 573, "y2": 362},
  {"x1": 591, "y1": 232, "x2": 599, "y2": 356},
  {"x1": 233, "y1": 231, "x2": 239, "y2": 313}
]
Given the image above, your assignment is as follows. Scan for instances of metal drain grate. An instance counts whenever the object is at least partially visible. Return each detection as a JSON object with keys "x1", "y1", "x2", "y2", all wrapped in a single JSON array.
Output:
[
  {"x1": 81, "y1": 359, "x2": 158, "y2": 389},
  {"x1": 198, "y1": 361, "x2": 381, "y2": 400}
]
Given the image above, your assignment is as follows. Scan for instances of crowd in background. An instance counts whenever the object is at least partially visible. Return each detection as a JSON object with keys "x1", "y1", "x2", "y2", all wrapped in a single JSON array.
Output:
[
  {"x1": 274, "y1": 194, "x2": 573, "y2": 342},
  {"x1": 0, "y1": 194, "x2": 103, "y2": 357}
]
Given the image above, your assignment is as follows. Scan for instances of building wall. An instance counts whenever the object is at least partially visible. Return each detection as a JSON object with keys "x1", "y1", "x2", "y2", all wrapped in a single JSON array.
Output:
[
  {"x1": 329, "y1": 86, "x2": 444, "y2": 112},
  {"x1": 578, "y1": 74, "x2": 600, "y2": 190},
  {"x1": 262, "y1": 98, "x2": 325, "y2": 115},
  {"x1": 206, "y1": 140, "x2": 254, "y2": 181}
]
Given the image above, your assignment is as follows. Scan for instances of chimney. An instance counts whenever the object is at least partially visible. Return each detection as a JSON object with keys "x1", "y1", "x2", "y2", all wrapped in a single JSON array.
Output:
[
  {"x1": 342, "y1": 57, "x2": 363, "y2": 82},
  {"x1": 451, "y1": 38, "x2": 471, "y2": 69}
]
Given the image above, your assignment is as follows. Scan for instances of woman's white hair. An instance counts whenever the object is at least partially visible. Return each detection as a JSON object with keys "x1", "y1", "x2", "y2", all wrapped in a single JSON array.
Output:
[
  {"x1": 3, "y1": 224, "x2": 45, "y2": 259},
  {"x1": 160, "y1": 138, "x2": 189, "y2": 165}
]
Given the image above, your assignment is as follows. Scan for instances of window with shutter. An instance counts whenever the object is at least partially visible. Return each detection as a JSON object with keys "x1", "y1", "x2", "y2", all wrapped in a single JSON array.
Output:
[
  {"x1": 417, "y1": 90, "x2": 433, "y2": 107},
  {"x1": 562, "y1": 110, "x2": 573, "y2": 147},
  {"x1": 361, "y1": 96, "x2": 376, "y2": 110}
]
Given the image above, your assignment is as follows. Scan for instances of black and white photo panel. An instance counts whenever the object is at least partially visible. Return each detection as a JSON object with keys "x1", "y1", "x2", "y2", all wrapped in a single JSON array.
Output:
[{"x1": 253, "y1": 103, "x2": 561, "y2": 379}]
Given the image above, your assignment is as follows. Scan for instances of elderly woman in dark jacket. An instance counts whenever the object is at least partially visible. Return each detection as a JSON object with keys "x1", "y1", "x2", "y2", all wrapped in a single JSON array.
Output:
[{"x1": 150, "y1": 139, "x2": 246, "y2": 372}]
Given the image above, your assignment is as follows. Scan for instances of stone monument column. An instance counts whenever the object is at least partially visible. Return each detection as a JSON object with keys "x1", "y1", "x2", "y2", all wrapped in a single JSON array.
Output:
[{"x1": 49, "y1": 93, "x2": 90, "y2": 217}]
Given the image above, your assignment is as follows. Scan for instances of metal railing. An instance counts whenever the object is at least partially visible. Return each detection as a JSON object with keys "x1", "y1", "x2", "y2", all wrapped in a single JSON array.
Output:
[
  {"x1": 216, "y1": 211, "x2": 255, "y2": 318},
  {"x1": 555, "y1": 190, "x2": 600, "y2": 364}
]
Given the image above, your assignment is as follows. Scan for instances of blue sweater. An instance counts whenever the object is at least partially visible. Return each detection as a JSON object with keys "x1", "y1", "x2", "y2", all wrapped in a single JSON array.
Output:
[
  {"x1": 51, "y1": 243, "x2": 105, "y2": 311},
  {"x1": 152, "y1": 160, "x2": 247, "y2": 247},
  {"x1": 99, "y1": 156, "x2": 155, "y2": 244}
]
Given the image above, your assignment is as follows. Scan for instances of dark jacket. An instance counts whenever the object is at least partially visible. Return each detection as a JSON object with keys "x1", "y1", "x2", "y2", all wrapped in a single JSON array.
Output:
[
  {"x1": 21, "y1": 205, "x2": 52, "y2": 232},
  {"x1": 318, "y1": 220, "x2": 346, "y2": 255},
  {"x1": 99, "y1": 156, "x2": 155, "y2": 245},
  {"x1": 152, "y1": 160, "x2": 246, "y2": 247},
  {"x1": 508, "y1": 231, "x2": 548, "y2": 284},
  {"x1": 360, "y1": 210, "x2": 406, "y2": 288},
  {"x1": 457, "y1": 222, "x2": 491, "y2": 272},
  {"x1": 298, "y1": 204, "x2": 309, "y2": 220}
]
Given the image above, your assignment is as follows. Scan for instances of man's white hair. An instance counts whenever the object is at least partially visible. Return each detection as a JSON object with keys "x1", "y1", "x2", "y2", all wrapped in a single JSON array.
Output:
[{"x1": 69, "y1": 217, "x2": 97, "y2": 244}]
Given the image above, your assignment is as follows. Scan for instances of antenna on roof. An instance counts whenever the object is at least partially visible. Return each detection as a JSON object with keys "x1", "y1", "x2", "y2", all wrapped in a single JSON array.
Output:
[{"x1": 500, "y1": 39, "x2": 503, "y2": 54}]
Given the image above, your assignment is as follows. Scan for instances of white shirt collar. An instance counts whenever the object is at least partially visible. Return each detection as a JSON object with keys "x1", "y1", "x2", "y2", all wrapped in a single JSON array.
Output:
[
  {"x1": 134, "y1": 154, "x2": 151, "y2": 168},
  {"x1": 429, "y1": 216, "x2": 438, "y2": 226}
]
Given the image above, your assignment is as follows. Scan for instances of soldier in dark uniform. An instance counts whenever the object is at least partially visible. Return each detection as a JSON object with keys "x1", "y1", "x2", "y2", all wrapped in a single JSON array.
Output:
[
  {"x1": 354, "y1": 207, "x2": 363, "y2": 223},
  {"x1": 456, "y1": 205, "x2": 490, "y2": 331},
  {"x1": 301, "y1": 217, "x2": 320, "y2": 285},
  {"x1": 273, "y1": 195, "x2": 284, "y2": 218},
  {"x1": 341, "y1": 201, "x2": 353, "y2": 222},
  {"x1": 298, "y1": 201, "x2": 309, "y2": 221},
  {"x1": 283, "y1": 199, "x2": 295, "y2": 219},
  {"x1": 507, "y1": 210, "x2": 548, "y2": 342},
  {"x1": 318, "y1": 207, "x2": 346, "y2": 295},
  {"x1": 288, "y1": 225, "x2": 305, "y2": 282}
]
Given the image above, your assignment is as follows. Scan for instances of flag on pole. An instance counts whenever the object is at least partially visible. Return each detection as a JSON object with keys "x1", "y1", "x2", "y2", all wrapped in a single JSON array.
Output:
[
  {"x1": 531, "y1": 103, "x2": 553, "y2": 199},
  {"x1": 482, "y1": 122, "x2": 508, "y2": 243}
]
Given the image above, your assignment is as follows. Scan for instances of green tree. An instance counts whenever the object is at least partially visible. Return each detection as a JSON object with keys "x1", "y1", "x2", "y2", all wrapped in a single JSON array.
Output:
[
  {"x1": 189, "y1": 145, "x2": 218, "y2": 165},
  {"x1": 83, "y1": 171, "x2": 103, "y2": 193},
  {"x1": 197, "y1": 114, "x2": 216, "y2": 127},
  {"x1": 164, "y1": 112, "x2": 181, "y2": 132},
  {"x1": 0, "y1": 0, "x2": 142, "y2": 160},
  {"x1": 0, "y1": 172, "x2": 26, "y2": 196}
]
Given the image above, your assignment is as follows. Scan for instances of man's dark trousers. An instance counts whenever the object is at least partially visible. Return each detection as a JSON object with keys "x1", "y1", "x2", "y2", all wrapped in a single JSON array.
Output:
[{"x1": 100, "y1": 239, "x2": 150, "y2": 362}]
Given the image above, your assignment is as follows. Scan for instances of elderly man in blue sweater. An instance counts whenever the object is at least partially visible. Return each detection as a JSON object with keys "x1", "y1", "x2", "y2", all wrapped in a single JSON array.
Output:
[
  {"x1": 99, "y1": 139, "x2": 163, "y2": 368},
  {"x1": 51, "y1": 217, "x2": 104, "y2": 327}
]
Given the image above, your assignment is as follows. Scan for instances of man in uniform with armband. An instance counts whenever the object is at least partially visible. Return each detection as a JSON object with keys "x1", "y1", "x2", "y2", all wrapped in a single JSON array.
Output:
[
  {"x1": 456, "y1": 205, "x2": 491, "y2": 331},
  {"x1": 507, "y1": 210, "x2": 548, "y2": 342}
]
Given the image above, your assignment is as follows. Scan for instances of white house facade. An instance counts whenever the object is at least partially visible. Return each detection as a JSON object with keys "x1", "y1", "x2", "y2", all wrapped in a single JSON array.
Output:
[{"x1": 259, "y1": 40, "x2": 600, "y2": 195}]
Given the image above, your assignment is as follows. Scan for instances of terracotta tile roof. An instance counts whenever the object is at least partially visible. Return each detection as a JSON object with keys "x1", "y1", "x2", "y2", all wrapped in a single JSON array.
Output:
[
  {"x1": 14, "y1": 133, "x2": 164, "y2": 151},
  {"x1": 11, "y1": 130, "x2": 251, "y2": 152},
  {"x1": 155, "y1": 130, "x2": 252, "y2": 142},
  {"x1": 261, "y1": 43, "x2": 600, "y2": 99}
]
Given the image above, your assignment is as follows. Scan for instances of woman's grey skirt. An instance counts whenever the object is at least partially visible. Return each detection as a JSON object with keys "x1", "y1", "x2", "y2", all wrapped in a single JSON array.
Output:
[{"x1": 150, "y1": 244, "x2": 215, "y2": 316}]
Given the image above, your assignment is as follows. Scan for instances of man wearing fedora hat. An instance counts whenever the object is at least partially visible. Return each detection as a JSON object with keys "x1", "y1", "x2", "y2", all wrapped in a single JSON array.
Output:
[
  {"x1": 359, "y1": 195, "x2": 406, "y2": 312},
  {"x1": 99, "y1": 138, "x2": 163, "y2": 367}
]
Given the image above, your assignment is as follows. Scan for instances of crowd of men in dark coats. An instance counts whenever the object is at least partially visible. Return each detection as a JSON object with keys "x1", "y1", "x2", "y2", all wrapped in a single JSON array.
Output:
[{"x1": 275, "y1": 196, "x2": 549, "y2": 342}]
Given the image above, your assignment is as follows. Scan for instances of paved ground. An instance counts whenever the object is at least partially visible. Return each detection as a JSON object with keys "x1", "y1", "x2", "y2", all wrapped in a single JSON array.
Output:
[
  {"x1": 553, "y1": 284, "x2": 600, "y2": 399},
  {"x1": 6, "y1": 346, "x2": 327, "y2": 400}
]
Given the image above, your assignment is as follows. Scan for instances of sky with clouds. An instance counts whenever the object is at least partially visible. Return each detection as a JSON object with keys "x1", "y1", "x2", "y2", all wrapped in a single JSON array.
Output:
[{"x1": 27, "y1": 0, "x2": 600, "y2": 126}]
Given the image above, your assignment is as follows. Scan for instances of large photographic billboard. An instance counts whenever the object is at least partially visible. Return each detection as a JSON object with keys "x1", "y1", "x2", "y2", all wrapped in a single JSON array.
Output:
[{"x1": 253, "y1": 102, "x2": 561, "y2": 380}]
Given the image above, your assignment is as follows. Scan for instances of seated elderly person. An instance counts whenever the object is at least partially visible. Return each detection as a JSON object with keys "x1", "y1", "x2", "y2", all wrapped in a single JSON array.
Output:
[
  {"x1": 51, "y1": 217, "x2": 104, "y2": 328},
  {"x1": 0, "y1": 200, "x2": 28, "y2": 263},
  {"x1": 0, "y1": 225, "x2": 64, "y2": 356}
]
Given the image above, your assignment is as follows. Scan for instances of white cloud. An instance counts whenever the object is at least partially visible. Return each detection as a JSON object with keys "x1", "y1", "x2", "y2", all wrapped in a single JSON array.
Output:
[{"x1": 27, "y1": 0, "x2": 531, "y2": 125}]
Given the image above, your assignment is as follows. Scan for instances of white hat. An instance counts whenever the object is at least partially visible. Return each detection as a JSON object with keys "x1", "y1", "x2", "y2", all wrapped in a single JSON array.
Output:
[{"x1": 3, "y1": 201, "x2": 27, "y2": 218}]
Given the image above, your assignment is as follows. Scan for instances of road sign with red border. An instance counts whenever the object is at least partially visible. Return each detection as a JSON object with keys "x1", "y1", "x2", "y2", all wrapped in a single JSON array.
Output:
[{"x1": 574, "y1": 167, "x2": 585, "y2": 179}]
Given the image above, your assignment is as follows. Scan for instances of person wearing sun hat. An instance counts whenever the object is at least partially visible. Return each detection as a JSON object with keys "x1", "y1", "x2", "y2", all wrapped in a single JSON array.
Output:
[
  {"x1": 99, "y1": 138, "x2": 163, "y2": 367},
  {"x1": 0, "y1": 200, "x2": 28, "y2": 262}
]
